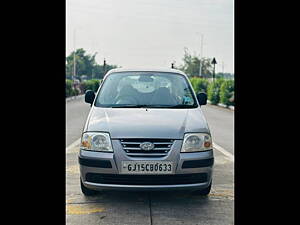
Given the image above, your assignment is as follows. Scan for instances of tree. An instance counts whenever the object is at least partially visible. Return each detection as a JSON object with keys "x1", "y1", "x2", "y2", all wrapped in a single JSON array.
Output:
[
  {"x1": 178, "y1": 48, "x2": 213, "y2": 78},
  {"x1": 65, "y1": 48, "x2": 117, "y2": 79},
  {"x1": 66, "y1": 48, "x2": 97, "y2": 78}
]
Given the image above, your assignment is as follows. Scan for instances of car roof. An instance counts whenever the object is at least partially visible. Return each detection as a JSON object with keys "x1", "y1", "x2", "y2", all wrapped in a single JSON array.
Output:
[{"x1": 105, "y1": 67, "x2": 187, "y2": 78}]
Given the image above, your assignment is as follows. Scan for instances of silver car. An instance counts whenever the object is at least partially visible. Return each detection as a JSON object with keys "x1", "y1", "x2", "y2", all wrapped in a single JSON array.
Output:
[{"x1": 79, "y1": 68, "x2": 214, "y2": 195}]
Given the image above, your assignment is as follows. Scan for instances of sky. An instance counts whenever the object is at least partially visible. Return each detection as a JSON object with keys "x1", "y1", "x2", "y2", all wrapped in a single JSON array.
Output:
[{"x1": 66, "y1": 0, "x2": 234, "y2": 73}]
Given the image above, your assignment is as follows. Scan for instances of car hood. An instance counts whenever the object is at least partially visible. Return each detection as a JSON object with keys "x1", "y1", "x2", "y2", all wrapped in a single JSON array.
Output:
[{"x1": 85, "y1": 107, "x2": 210, "y2": 139}]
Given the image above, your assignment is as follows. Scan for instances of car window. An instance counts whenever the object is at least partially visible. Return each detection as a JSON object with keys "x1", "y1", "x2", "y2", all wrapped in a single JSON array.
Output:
[{"x1": 95, "y1": 72, "x2": 197, "y2": 108}]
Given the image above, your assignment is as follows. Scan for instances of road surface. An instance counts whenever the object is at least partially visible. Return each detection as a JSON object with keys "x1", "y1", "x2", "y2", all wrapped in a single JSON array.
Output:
[
  {"x1": 202, "y1": 104, "x2": 234, "y2": 154},
  {"x1": 66, "y1": 97, "x2": 234, "y2": 225}
]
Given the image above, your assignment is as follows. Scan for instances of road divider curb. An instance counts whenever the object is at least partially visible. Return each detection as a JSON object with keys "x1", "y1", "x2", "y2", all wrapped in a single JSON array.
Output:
[
  {"x1": 66, "y1": 94, "x2": 85, "y2": 102},
  {"x1": 207, "y1": 100, "x2": 234, "y2": 111}
]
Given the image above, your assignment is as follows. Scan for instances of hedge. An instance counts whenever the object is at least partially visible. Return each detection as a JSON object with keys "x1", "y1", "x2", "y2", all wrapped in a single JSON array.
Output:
[
  {"x1": 189, "y1": 77, "x2": 209, "y2": 93},
  {"x1": 220, "y1": 80, "x2": 234, "y2": 106},
  {"x1": 66, "y1": 79, "x2": 81, "y2": 97},
  {"x1": 207, "y1": 79, "x2": 225, "y2": 105},
  {"x1": 66, "y1": 79, "x2": 74, "y2": 97},
  {"x1": 80, "y1": 79, "x2": 101, "y2": 93},
  {"x1": 189, "y1": 77, "x2": 234, "y2": 105}
]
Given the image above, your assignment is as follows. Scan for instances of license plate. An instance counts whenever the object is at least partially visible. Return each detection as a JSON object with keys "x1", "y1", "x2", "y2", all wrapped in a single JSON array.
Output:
[{"x1": 121, "y1": 161, "x2": 173, "y2": 174}]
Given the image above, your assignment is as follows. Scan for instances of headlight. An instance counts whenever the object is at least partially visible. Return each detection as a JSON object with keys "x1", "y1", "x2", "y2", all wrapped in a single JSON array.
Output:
[
  {"x1": 80, "y1": 132, "x2": 113, "y2": 152},
  {"x1": 181, "y1": 133, "x2": 212, "y2": 152}
]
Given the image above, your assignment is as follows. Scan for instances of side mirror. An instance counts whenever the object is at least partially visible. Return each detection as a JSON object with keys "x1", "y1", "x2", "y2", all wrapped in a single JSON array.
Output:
[
  {"x1": 197, "y1": 92, "x2": 207, "y2": 105},
  {"x1": 85, "y1": 90, "x2": 95, "y2": 105}
]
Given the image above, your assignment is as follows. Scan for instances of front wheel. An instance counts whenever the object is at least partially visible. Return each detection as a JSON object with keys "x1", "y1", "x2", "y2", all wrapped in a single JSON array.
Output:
[{"x1": 80, "y1": 179, "x2": 98, "y2": 196}]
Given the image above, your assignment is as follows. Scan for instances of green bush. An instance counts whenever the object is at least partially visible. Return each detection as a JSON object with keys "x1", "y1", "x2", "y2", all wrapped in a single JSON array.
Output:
[
  {"x1": 189, "y1": 77, "x2": 210, "y2": 93},
  {"x1": 207, "y1": 78, "x2": 225, "y2": 105},
  {"x1": 220, "y1": 80, "x2": 234, "y2": 106},
  {"x1": 66, "y1": 79, "x2": 73, "y2": 97},
  {"x1": 80, "y1": 79, "x2": 101, "y2": 93},
  {"x1": 66, "y1": 79, "x2": 82, "y2": 97},
  {"x1": 72, "y1": 88, "x2": 80, "y2": 96}
]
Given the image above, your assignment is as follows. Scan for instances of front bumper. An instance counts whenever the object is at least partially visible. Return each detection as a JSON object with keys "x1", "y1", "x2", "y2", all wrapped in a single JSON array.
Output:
[
  {"x1": 83, "y1": 181, "x2": 211, "y2": 192},
  {"x1": 79, "y1": 139, "x2": 214, "y2": 191}
]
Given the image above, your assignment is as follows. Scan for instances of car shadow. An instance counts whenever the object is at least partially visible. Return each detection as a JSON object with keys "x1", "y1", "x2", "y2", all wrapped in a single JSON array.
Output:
[{"x1": 83, "y1": 189, "x2": 210, "y2": 205}]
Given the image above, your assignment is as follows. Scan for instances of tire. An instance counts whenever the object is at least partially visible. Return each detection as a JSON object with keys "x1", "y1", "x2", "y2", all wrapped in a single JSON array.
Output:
[
  {"x1": 80, "y1": 179, "x2": 98, "y2": 196},
  {"x1": 193, "y1": 182, "x2": 212, "y2": 196}
]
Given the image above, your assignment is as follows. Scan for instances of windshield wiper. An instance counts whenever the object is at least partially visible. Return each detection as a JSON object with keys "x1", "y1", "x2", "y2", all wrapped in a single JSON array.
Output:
[
  {"x1": 110, "y1": 104, "x2": 149, "y2": 108},
  {"x1": 110, "y1": 104, "x2": 197, "y2": 108},
  {"x1": 164, "y1": 104, "x2": 197, "y2": 108}
]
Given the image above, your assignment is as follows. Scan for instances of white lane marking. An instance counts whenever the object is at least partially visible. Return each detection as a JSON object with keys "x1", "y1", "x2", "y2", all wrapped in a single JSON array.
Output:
[
  {"x1": 66, "y1": 138, "x2": 81, "y2": 153},
  {"x1": 213, "y1": 142, "x2": 234, "y2": 162}
]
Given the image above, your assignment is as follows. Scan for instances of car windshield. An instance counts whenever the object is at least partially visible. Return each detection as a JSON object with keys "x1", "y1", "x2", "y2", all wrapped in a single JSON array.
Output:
[{"x1": 94, "y1": 72, "x2": 198, "y2": 108}]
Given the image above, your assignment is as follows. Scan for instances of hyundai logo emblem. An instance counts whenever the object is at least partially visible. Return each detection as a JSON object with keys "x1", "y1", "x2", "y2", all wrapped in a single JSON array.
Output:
[{"x1": 140, "y1": 142, "x2": 154, "y2": 151}]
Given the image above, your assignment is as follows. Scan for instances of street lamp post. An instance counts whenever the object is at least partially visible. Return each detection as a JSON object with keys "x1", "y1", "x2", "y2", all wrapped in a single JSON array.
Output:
[
  {"x1": 92, "y1": 52, "x2": 98, "y2": 79},
  {"x1": 199, "y1": 34, "x2": 203, "y2": 77},
  {"x1": 73, "y1": 29, "x2": 76, "y2": 81},
  {"x1": 103, "y1": 59, "x2": 106, "y2": 75},
  {"x1": 171, "y1": 61, "x2": 175, "y2": 69},
  {"x1": 212, "y1": 57, "x2": 217, "y2": 82}
]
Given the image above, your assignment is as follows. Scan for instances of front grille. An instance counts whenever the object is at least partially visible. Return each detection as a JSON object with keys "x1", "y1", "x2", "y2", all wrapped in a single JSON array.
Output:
[
  {"x1": 120, "y1": 139, "x2": 174, "y2": 157},
  {"x1": 86, "y1": 173, "x2": 208, "y2": 185}
]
